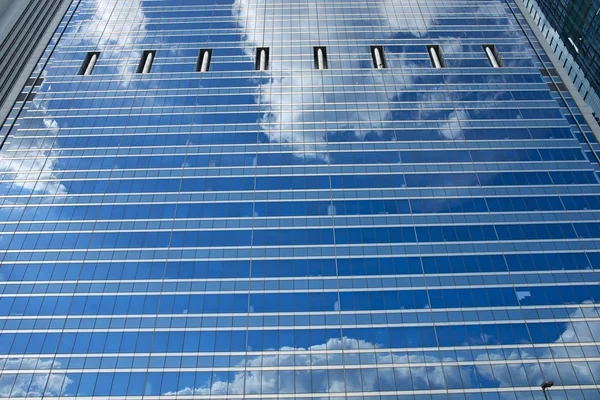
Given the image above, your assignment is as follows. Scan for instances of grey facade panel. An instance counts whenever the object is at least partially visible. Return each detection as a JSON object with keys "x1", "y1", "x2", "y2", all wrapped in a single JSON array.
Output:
[{"x1": 0, "y1": 0, "x2": 71, "y2": 127}]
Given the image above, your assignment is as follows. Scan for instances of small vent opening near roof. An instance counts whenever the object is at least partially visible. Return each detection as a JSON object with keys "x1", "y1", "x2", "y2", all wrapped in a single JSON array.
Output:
[
  {"x1": 197, "y1": 49, "x2": 212, "y2": 72},
  {"x1": 79, "y1": 52, "x2": 100, "y2": 75},
  {"x1": 483, "y1": 45, "x2": 502, "y2": 68},
  {"x1": 370, "y1": 46, "x2": 387, "y2": 69},
  {"x1": 427, "y1": 45, "x2": 445, "y2": 68},
  {"x1": 137, "y1": 50, "x2": 156, "y2": 73},
  {"x1": 314, "y1": 47, "x2": 328, "y2": 70},
  {"x1": 256, "y1": 47, "x2": 269, "y2": 71}
]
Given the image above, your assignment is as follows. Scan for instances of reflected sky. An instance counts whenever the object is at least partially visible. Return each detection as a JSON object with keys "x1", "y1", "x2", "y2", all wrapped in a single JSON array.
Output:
[
  {"x1": 232, "y1": 0, "x2": 517, "y2": 160},
  {"x1": 1, "y1": 302, "x2": 598, "y2": 397},
  {"x1": 234, "y1": 0, "x2": 440, "y2": 159},
  {"x1": 0, "y1": 110, "x2": 67, "y2": 202},
  {"x1": 159, "y1": 305, "x2": 600, "y2": 396},
  {"x1": 74, "y1": 0, "x2": 148, "y2": 78},
  {"x1": 1, "y1": 0, "x2": 150, "y2": 206},
  {"x1": 0, "y1": 358, "x2": 71, "y2": 397}
]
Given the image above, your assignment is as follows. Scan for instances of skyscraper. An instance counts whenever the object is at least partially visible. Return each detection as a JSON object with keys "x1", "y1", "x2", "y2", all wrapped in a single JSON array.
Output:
[{"x1": 1, "y1": 0, "x2": 600, "y2": 398}]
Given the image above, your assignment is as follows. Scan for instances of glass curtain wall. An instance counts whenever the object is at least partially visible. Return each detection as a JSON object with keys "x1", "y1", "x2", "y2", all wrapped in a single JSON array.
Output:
[{"x1": 0, "y1": 0, "x2": 600, "y2": 398}]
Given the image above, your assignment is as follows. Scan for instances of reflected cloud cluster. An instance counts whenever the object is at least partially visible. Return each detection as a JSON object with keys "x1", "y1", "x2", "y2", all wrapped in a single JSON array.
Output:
[
  {"x1": 0, "y1": 0, "x2": 149, "y2": 203},
  {"x1": 0, "y1": 358, "x2": 71, "y2": 398},
  {"x1": 166, "y1": 305, "x2": 600, "y2": 396},
  {"x1": 77, "y1": 0, "x2": 148, "y2": 49},
  {"x1": 232, "y1": 0, "x2": 495, "y2": 158},
  {"x1": 0, "y1": 116, "x2": 67, "y2": 199},
  {"x1": 232, "y1": 0, "x2": 436, "y2": 159},
  {"x1": 0, "y1": 308, "x2": 596, "y2": 397},
  {"x1": 73, "y1": 0, "x2": 148, "y2": 79}
]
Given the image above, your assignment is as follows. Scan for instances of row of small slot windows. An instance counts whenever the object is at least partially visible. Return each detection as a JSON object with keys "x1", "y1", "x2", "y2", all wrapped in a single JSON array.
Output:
[{"x1": 79, "y1": 45, "x2": 503, "y2": 75}]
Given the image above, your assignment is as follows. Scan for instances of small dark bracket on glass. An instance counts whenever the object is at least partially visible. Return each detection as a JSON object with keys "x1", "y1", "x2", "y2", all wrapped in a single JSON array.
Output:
[
  {"x1": 25, "y1": 77, "x2": 44, "y2": 86},
  {"x1": 427, "y1": 45, "x2": 445, "y2": 68},
  {"x1": 78, "y1": 52, "x2": 100, "y2": 75},
  {"x1": 547, "y1": 82, "x2": 567, "y2": 92},
  {"x1": 17, "y1": 92, "x2": 36, "y2": 102},
  {"x1": 137, "y1": 50, "x2": 156, "y2": 73},
  {"x1": 483, "y1": 45, "x2": 503, "y2": 68},
  {"x1": 370, "y1": 46, "x2": 387, "y2": 69},
  {"x1": 314, "y1": 46, "x2": 328, "y2": 70},
  {"x1": 256, "y1": 47, "x2": 270, "y2": 71},
  {"x1": 197, "y1": 49, "x2": 212, "y2": 72}
]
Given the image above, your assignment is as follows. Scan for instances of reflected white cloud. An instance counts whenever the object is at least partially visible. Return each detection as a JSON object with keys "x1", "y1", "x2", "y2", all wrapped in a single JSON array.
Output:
[
  {"x1": 77, "y1": 0, "x2": 147, "y2": 48},
  {"x1": 437, "y1": 108, "x2": 467, "y2": 140},
  {"x1": 232, "y1": 0, "x2": 437, "y2": 159},
  {"x1": 165, "y1": 337, "x2": 399, "y2": 395},
  {"x1": 74, "y1": 0, "x2": 148, "y2": 79},
  {"x1": 232, "y1": 0, "x2": 507, "y2": 158},
  {"x1": 165, "y1": 305, "x2": 600, "y2": 395},
  {"x1": 0, "y1": 358, "x2": 71, "y2": 398},
  {"x1": 483, "y1": 304, "x2": 600, "y2": 392},
  {"x1": 0, "y1": 115, "x2": 67, "y2": 198},
  {"x1": 1, "y1": 0, "x2": 149, "y2": 202},
  {"x1": 164, "y1": 336, "x2": 463, "y2": 395}
]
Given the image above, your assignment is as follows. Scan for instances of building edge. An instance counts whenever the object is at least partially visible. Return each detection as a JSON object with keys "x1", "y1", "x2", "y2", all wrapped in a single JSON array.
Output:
[
  {"x1": 513, "y1": 0, "x2": 600, "y2": 144},
  {"x1": 520, "y1": 0, "x2": 600, "y2": 121},
  {"x1": 0, "y1": 0, "x2": 72, "y2": 128}
]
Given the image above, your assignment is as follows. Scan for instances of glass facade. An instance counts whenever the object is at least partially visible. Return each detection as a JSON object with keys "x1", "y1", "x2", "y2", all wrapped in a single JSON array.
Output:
[{"x1": 1, "y1": 0, "x2": 600, "y2": 398}]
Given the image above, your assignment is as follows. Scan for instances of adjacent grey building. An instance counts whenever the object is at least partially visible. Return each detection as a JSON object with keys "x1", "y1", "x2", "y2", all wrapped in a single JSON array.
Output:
[
  {"x1": 519, "y1": 0, "x2": 600, "y2": 119},
  {"x1": 0, "y1": 0, "x2": 71, "y2": 128}
]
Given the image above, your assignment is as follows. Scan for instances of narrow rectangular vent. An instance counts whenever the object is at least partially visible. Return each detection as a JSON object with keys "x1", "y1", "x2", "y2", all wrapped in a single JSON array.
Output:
[
  {"x1": 78, "y1": 52, "x2": 100, "y2": 75},
  {"x1": 256, "y1": 47, "x2": 269, "y2": 71},
  {"x1": 370, "y1": 46, "x2": 387, "y2": 69},
  {"x1": 137, "y1": 50, "x2": 156, "y2": 74},
  {"x1": 197, "y1": 49, "x2": 212, "y2": 72},
  {"x1": 483, "y1": 45, "x2": 503, "y2": 68},
  {"x1": 427, "y1": 45, "x2": 445, "y2": 68},
  {"x1": 314, "y1": 46, "x2": 328, "y2": 70}
]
